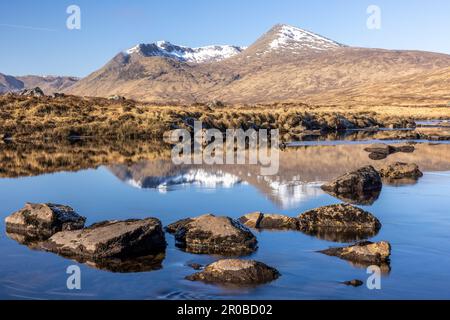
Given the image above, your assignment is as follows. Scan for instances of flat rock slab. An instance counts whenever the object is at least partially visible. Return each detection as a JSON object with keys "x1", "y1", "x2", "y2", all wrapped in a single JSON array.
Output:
[
  {"x1": 166, "y1": 214, "x2": 257, "y2": 255},
  {"x1": 239, "y1": 212, "x2": 298, "y2": 230},
  {"x1": 5, "y1": 203, "x2": 86, "y2": 240},
  {"x1": 319, "y1": 241, "x2": 391, "y2": 265},
  {"x1": 186, "y1": 259, "x2": 280, "y2": 285},
  {"x1": 321, "y1": 166, "x2": 382, "y2": 205},
  {"x1": 43, "y1": 218, "x2": 166, "y2": 259},
  {"x1": 379, "y1": 162, "x2": 423, "y2": 180}
]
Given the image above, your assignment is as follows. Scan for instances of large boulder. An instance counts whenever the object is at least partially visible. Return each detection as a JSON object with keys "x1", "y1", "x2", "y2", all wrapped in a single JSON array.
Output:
[
  {"x1": 298, "y1": 204, "x2": 381, "y2": 242},
  {"x1": 5, "y1": 203, "x2": 86, "y2": 240},
  {"x1": 319, "y1": 241, "x2": 391, "y2": 265},
  {"x1": 321, "y1": 166, "x2": 382, "y2": 205},
  {"x1": 239, "y1": 212, "x2": 298, "y2": 230},
  {"x1": 298, "y1": 204, "x2": 381, "y2": 230},
  {"x1": 42, "y1": 218, "x2": 166, "y2": 259},
  {"x1": 186, "y1": 259, "x2": 280, "y2": 285},
  {"x1": 19, "y1": 87, "x2": 45, "y2": 97},
  {"x1": 379, "y1": 162, "x2": 423, "y2": 180},
  {"x1": 166, "y1": 214, "x2": 257, "y2": 255}
]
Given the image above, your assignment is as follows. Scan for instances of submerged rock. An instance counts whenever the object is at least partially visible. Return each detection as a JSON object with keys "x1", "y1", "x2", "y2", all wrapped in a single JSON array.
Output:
[
  {"x1": 239, "y1": 212, "x2": 298, "y2": 230},
  {"x1": 166, "y1": 214, "x2": 257, "y2": 255},
  {"x1": 343, "y1": 279, "x2": 364, "y2": 287},
  {"x1": 187, "y1": 262, "x2": 204, "y2": 270},
  {"x1": 186, "y1": 259, "x2": 280, "y2": 285},
  {"x1": 319, "y1": 241, "x2": 391, "y2": 265},
  {"x1": 43, "y1": 218, "x2": 166, "y2": 259},
  {"x1": 379, "y1": 162, "x2": 423, "y2": 181},
  {"x1": 298, "y1": 204, "x2": 381, "y2": 242},
  {"x1": 321, "y1": 166, "x2": 382, "y2": 205},
  {"x1": 5, "y1": 203, "x2": 86, "y2": 240}
]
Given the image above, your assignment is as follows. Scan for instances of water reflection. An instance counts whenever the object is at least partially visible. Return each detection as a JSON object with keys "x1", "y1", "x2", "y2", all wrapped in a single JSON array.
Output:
[
  {"x1": 300, "y1": 227, "x2": 380, "y2": 243},
  {"x1": 5, "y1": 230, "x2": 166, "y2": 273}
]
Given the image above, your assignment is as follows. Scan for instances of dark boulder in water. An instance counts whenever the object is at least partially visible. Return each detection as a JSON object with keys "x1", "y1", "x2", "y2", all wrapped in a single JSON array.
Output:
[
  {"x1": 319, "y1": 241, "x2": 391, "y2": 265},
  {"x1": 5, "y1": 203, "x2": 86, "y2": 240},
  {"x1": 166, "y1": 214, "x2": 257, "y2": 255},
  {"x1": 379, "y1": 162, "x2": 423, "y2": 182},
  {"x1": 186, "y1": 259, "x2": 280, "y2": 285},
  {"x1": 321, "y1": 166, "x2": 382, "y2": 205},
  {"x1": 297, "y1": 204, "x2": 381, "y2": 242},
  {"x1": 43, "y1": 218, "x2": 166, "y2": 259}
]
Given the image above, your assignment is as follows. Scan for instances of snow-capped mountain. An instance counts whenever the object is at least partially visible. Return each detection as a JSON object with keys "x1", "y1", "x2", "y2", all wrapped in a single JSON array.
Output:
[
  {"x1": 67, "y1": 23, "x2": 450, "y2": 104},
  {"x1": 268, "y1": 24, "x2": 344, "y2": 51},
  {"x1": 125, "y1": 41, "x2": 246, "y2": 63},
  {"x1": 244, "y1": 24, "x2": 345, "y2": 57}
]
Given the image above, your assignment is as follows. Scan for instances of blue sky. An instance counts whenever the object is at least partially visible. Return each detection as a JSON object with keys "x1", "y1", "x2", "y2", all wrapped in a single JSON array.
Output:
[{"x1": 1, "y1": 0, "x2": 449, "y2": 77}]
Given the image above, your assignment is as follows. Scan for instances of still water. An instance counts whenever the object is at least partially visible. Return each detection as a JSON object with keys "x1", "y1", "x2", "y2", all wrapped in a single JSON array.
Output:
[{"x1": 0, "y1": 141, "x2": 450, "y2": 300}]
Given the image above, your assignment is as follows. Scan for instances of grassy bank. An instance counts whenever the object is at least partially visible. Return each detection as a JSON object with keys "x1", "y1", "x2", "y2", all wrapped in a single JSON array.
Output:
[{"x1": 1, "y1": 94, "x2": 449, "y2": 141}]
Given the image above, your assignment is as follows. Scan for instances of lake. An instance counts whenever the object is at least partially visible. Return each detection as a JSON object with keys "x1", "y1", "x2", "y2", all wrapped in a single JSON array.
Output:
[{"x1": 1, "y1": 139, "x2": 450, "y2": 300}]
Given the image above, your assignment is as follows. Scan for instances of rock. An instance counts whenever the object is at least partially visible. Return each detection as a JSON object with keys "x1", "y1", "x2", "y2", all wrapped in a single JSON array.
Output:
[
  {"x1": 343, "y1": 279, "x2": 364, "y2": 287},
  {"x1": 42, "y1": 218, "x2": 166, "y2": 259},
  {"x1": 166, "y1": 214, "x2": 257, "y2": 255},
  {"x1": 298, "y1": 204, "x2": 381, "y2": 231},
  {"x1": 321, "y1": 166, "x2": 382, "y2": 205},
  {"x1": 186, "y1": 259, "x2": 280, "y2": 285},
  {"x1": 19, "y1": 87, "x2": 45, "y2": 97},
  {"x1": 108, "y1": 95, "x2": 126, "y2": 101},
  {"x1": 379, "y1": 162, "x2": 423, "y2": 181},
  {"x1": 364, "y1": 143, "x2": 415, "y2": 160},
  {"x1": 187, "y1": 263, "x2": 204, "y2": 270},
  {"x1": 206, "y1": 100, "x2": 225, "y2": 108},
  {"x1": 379, "y1": 162, "x2": 423, "y2": 179},
  {"x1": 319, "y1": 241, "x2": 391, "y2": 265},
  {"x1": 52, "y1": 92, "x2": 66, "y2": 98},
  {"x1": 5, "y1": 203, "x2": 86, "y2": 240},
  {"x1": 364, "y1": 143, "x2": 396, "y2": 155},
  {"x1": 239, "y1": 212, "x2": 298, "y2": 230}
]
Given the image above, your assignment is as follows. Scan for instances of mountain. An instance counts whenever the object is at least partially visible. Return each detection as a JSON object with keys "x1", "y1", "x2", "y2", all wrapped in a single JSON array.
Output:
[
  {"x1": 0, "y1": 74, "x2": 78, "y2": 94},
  {"x1": 66, "y1": 24, "x2": 450, "y2": 105},
  {"x1": 16, "y1": 75, "x2": 79, "y2": 94},
  {"x1": 0, "y1": 73, "x2": 23, "y2": 93},
  {"x1": 125, "y1": 41, "x2": 245, "y2": 63}
]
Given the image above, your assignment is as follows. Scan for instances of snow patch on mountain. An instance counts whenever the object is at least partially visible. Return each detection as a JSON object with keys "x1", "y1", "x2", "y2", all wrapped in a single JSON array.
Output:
[
  {"x1": 269, "y1": 25, "x2": 344, "y2": 51},
  {"x1": 126, "y1": 41, "x2": 246, "y2": 63}
]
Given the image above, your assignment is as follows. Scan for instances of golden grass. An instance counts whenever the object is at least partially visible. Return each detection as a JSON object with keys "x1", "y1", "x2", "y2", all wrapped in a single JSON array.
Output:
[{"x1": 1, "y1": 94, "x2": 449, "y2": 141}]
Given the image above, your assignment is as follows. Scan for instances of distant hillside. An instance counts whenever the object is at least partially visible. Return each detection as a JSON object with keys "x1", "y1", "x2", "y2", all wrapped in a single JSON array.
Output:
[{"x1": 0, "y1": 74, "x2": 78, "y2": 95}]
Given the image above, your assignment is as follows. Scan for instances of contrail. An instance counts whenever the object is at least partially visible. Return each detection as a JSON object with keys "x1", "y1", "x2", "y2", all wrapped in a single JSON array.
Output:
[{"x1": 0, "y1": 23, "x2": 57, "y2": 32}]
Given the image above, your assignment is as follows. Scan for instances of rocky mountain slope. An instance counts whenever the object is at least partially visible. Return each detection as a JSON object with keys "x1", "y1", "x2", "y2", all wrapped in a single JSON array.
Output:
[{"x1": 61, "y1": 24, "x2": 450, "y2": 104}]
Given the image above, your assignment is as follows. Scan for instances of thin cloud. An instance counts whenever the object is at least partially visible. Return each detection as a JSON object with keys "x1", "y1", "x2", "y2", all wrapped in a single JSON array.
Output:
[{"x1": 0, "y1": 23, "x2": 57, "y2": 32}]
